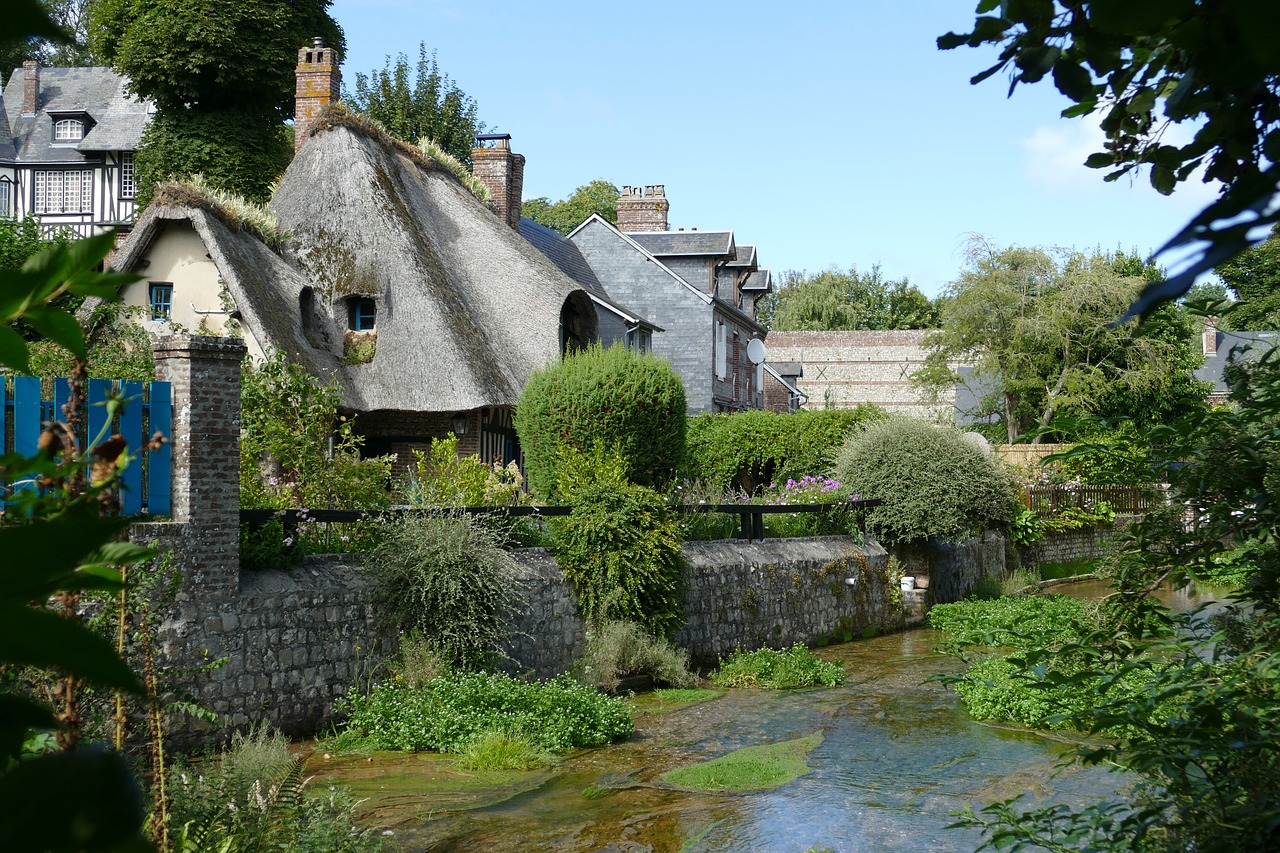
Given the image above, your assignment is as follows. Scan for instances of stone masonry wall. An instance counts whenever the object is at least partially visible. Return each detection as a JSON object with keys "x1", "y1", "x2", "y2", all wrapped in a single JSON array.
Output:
[{"x1": 502, "y1": 537, "x2": 897, "y2": 678}]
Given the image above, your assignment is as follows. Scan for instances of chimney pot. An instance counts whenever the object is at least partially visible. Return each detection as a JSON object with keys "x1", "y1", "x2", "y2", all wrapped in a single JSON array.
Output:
[
  {"x1": 294, "y1": 37, "x2": 342, "y2": 153},
  {"x1": 616, "y1": 182, "x2": 670, "y2": 232}
]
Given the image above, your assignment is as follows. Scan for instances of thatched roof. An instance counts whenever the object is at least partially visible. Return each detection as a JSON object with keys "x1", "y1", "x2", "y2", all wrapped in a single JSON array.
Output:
[
  {"x1": 271, "y1": 116, "x2": 596, "y2": 413},
  {"x1": 111, "y1": 204, "x2": 350, "y2": 391}
]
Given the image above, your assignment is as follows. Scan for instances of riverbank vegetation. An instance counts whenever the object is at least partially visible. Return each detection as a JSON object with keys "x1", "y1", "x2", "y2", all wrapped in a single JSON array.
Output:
[{"x1": 709, "y1": 645, "x2": 846, "y2": 689}]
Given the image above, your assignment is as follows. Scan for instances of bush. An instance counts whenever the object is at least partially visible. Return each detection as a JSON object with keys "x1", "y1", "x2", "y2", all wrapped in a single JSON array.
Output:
[
  {"x1": 709, "y1": 645, "x2": 845, "y2": 689},
  {"x1": 334, "y1": 672, "x2": 634, "y2": 753},
  {"x1": 685, "y1": 407, "x2": 884, "y2": 493},
  {"x1": 551, "y1": 455, "x2": 685, "y2": 638},
  {"x1": 832, "y1": 417, "x2": 1017, "y2": 545},
  {"x1": 169, "y1": 727, "x2": 381, "y2": 853},
  {"x1": 572, "y1": 620, "x2": 699, "y2": 693},
  {"x1": 514, "y1": 343, "x2": 687, "y2": 500},
  {"x1": 362, "y1": 514, "x2": 521, "y2": 670}
]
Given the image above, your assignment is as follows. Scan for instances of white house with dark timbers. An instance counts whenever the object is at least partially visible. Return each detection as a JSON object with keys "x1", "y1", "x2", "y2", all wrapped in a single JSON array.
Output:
[{"x1": 0, "y1": 61, "x2": 151, "y2": 235}]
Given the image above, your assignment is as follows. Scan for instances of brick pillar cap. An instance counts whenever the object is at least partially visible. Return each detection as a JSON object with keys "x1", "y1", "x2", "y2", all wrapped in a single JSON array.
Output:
[{"x1": 152, "y1": 334, "x2": 248, "y2": 360}]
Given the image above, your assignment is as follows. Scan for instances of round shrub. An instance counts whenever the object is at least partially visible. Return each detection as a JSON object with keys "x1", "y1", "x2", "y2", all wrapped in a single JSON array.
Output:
[
  {"x1": 363, "y1": 514, "x2": 520, "y2": 670},
  {"x1": 832, "y1": 418, "x2": 1016, "y2": 545},
  {"x1": 515, "y1": 343, "x2": 687, "y2": 499},
  {"x1": 551, "y1": 479, "x2": 685, "y2": 638}
]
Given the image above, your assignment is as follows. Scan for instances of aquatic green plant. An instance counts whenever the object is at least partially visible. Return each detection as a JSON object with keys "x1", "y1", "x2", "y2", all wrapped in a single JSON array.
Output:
[
  {"x1": 659, "y1": 733, "x2": 823, "y2": 792},
  {"x1": 334, "y1": 672, "x2": 633, "y2": 754},
  {"x1": 927, "y1": 595, "x2": 1086, "y2": 651},
  {"x1": 709, "y1": 645, "x2": 845, "y2": 689},
  {"x1": 456, "y1": 730, "x2": 552, "y2": 771}
]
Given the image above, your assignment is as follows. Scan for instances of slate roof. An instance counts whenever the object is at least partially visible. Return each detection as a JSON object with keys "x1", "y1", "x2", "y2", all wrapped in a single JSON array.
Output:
[
  {"x1": 2, "y1": 66, "x2": 150, "y2": 164},
  {"x1": 741, "y1": 269, "x2": 772, "y2": 291},
  {"x1": 1195, "y1": 330, "x2": 1280, "y2": 393},
  {"x1": 519, "y1": 216, "x2": 660, "y2": 330},
  {"x1": 726, "y1": 244, "x2": 757, "y2": 267},
  {"x1": 627, "y1": 230, "x2": 735, "y2": 257}
]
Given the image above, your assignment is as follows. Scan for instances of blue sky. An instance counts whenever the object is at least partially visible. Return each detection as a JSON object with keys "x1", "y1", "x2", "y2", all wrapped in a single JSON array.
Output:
[{"x1": 330, "y1": 0, "x2": 1219, "y2": 297}]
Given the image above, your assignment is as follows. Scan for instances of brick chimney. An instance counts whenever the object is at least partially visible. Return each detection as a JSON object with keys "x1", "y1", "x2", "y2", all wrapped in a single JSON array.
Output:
[
  {"x1": 294, "y1": 37, "x2": 341, "y2": 153},
  {"x1": 617, "y1": 185, "x2": 669, "y2": 232},
  {"x1": 22, "y1": 60, "x2": 39, "y2": 116},
  {"x1": 1203, "y1": 316, "x2": 1219, "y2": 357},
  {"x1": 471, "y1": 134, "x2": 525, "y2": 230}
]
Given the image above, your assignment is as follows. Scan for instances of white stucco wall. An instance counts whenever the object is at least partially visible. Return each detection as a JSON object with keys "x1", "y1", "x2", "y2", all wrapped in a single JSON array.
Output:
[{"x1": 120, "y1": 221, "x2": 266, "y2": 360}]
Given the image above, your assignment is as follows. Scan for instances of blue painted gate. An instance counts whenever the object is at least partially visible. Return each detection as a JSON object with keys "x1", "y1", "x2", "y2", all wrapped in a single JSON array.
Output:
[{"x1": 2, "y1": 376, "x2": 172, "y2": 515}]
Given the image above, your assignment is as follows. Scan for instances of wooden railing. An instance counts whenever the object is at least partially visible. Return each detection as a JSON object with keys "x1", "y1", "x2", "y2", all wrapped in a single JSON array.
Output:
[
  {"x1": 1022, "y1": 484, "x2": 1162, "y2": 516},
  {"x1": 241, "y1": 498, "x2": 883, "y2": 544}
]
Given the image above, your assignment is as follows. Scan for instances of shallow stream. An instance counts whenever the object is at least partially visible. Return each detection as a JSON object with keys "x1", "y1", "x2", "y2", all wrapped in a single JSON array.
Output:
[{"x1": 307, "y1": 580, "x2": 1224, "y2": 852}]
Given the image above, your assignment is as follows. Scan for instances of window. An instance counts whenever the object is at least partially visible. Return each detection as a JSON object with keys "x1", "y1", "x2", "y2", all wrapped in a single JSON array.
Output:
[
  {"x1": 348, "y1": 296, "x2": 376, "y2": 331},
  {"x1": 120, "y1": 153, "x2": 136, "y2": 199},
  {"x1": 33, "y1": 170, "x2": 93, "y2": 214},
  {"x1": 715, "y1": 322, "x2": 728, "y2": 379},
  {"x1": 0, "y1": 177, "x2": 10, "y2": 217},
  {"x1": 626, "y1": 327, "x2": 652, "y2": 354},
  {"x1": 53, "y1": 118, "x2": 84, "y2": 142},
  {"x1": 149, "y1": 282, "x2": 173, "y2": 321}
]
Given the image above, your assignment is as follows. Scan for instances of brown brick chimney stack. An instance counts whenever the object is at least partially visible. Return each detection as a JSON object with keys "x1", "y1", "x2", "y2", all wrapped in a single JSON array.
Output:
[
  {"x1": 294, "y1": 37, "x2": 341, "y2": 153},
  {"x1": 1203, "y1": 316, "x2": 1219, "y2": 357},
  {"x1": 472, "y1": 134, "x2": 525, "y2": 230},
  {"x1": 616, "y1": 185, "x2": 669, "y2": 232},
  {"x1": 22, "y1": 60, "x2": 39, "y2": 116}
]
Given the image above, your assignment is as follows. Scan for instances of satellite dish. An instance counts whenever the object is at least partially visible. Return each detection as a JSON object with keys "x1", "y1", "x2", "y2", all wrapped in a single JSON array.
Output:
[{"x1": 747, "y1": 338, "x2": 767, "y2": 365}]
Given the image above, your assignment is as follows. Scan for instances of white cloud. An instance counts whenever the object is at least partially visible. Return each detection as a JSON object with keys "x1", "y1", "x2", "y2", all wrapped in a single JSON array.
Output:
[{"x1": 1019, "y1": 120, "x2": 1108, "y2": 198}]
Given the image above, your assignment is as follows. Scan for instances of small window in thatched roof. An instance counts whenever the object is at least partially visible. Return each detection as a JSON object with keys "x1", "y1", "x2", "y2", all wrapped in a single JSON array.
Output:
[{"x1": 347, "y1": 296, "x2": 376, "y2": 331}]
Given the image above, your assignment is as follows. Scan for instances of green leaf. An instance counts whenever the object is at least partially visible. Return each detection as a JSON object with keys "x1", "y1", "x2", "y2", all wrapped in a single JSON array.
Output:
[
  {"x1": 1151, "y1": 164, "x2": 1176, "y2": 195},
  {"x1": 0, "y1": 514, "x2": 131, "y2": 606},
  {"x1": 0, "y1": 605, "x2": 143, "y2": 693},
  {"x1": 0, "y1": 325, "x2": 31, "y2": 373},
  {"x1": 1085, "y1": 152, "x2": 1115, "y2": 169},
  {"x1": 1014, "y1": 44, "x2": 1060, "y2": 84},
  {"x1": 1052, "y1": 60, "x2": 1094, "y2": 102},
  {"x1": 1091, "y1": 0, "x2": 1193, "y2": 36},
  {"x1": 0, "y1": 744, "x2": 153, "y2": 853},
  {"x1": 0, "y1": 693, "x2": 59, "y2": 764},
  {"x1": 21, "y1": 306, "x2": 86, "y2": 359}
]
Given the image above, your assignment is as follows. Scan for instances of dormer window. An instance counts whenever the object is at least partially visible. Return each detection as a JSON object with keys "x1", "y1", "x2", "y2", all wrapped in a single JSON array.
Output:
[
  {"x1": 348, "y1": 297, "x2": 376, "y2": 331},
  {"x1": 53, "y1": 118, "x2": 84, "y2": 142}
]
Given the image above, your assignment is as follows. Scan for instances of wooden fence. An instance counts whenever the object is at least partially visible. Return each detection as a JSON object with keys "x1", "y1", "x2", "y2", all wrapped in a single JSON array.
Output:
[
  {"x1": 2, "y1": 376, "x2": 172, "y2": 515},
  {"x1": 1022, "y1": 483, "x2": 1162, "y2": 516}
]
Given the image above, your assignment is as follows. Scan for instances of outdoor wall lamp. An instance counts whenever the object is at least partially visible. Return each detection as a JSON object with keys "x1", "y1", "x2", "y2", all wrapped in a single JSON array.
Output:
[{"x1": 451, "y1": 412, "x2": 470, "y2": 436}]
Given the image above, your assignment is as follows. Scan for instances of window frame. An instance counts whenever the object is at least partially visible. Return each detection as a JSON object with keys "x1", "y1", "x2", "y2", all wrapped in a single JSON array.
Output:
[
  {"x1": 33, "y1": 169, "x2": 94, "y2": 214},
  {"x1": 348, "y1": 296, "x2": 376, "y2": 331},
  {"x1": 119, "y1": 153, "x2": 136, "y2": 200},
  {"x1": 149, "y1": 282, "x2": 174, "y2": 322},
  {"x1": 52, "y1": 118, "x2": 84, "y2": 142}
]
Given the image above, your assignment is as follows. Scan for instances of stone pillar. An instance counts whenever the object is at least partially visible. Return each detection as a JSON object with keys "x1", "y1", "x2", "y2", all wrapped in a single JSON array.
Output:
[
  {"x1": 616, "y1": 185, "x2": 669, "y2": 232},
  {"x1": 294, "y1": 37, "x2": 342, "y2": 153},
  {"x1": 153, "y1": 335, "x2": 246, "y2": 599}
]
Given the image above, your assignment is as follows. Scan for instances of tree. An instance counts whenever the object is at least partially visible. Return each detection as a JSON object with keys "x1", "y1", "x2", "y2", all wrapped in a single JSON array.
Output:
[
  {"x1": 521, "y1": 179, "x2": 619, "y2": 235},
  {"x1": 0, "y1": 0, "x2": 97, "y2": 75},
  {"x1": 761, "y1": 264, "x2": 940, "y2": 331},
  {"x1": 344, "y1": 44, "x2": 485, "y2": 167},
  {"x1": 916, "y1": 238, "x2": 1206, "y2": 443},
  {"x1": 88, "y1": 0, "x2": 344, "y2": 204},
  {"x1": 1215, "y1": 224, "x2": 1280, "y2": 330},
  {"x1": 941, "y1": 1, "x2": 1280, "y2": 316}
]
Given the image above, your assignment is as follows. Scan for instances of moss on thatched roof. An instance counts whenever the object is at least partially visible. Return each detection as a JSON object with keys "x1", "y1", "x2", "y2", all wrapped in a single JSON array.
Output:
[{"x1": 150, "y1": 177, "x2": 285, "y2": 251}]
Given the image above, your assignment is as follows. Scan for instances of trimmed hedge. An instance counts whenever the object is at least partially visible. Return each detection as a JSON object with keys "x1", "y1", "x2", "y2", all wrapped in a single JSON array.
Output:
[
  {"x1": 685, "y1": 406, "x2": 884, "y2": 493},
  {"x1": 832, "y1": 417, "x2": 1016, "y2": 545},
  {"x1": 515, "y1": 343, "x2": 687, "y2": 499}
]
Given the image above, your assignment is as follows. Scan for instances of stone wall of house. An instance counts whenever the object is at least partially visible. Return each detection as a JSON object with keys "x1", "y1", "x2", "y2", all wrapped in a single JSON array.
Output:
[{"x1": 765, "y1": 330, "x2": 954, "y2": 417}]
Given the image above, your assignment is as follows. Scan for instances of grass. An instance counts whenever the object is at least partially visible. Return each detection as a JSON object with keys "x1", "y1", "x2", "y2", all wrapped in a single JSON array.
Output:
[
  {"x1": 709, "y1": 645, "x2": 845, "y2": 689},
  {"x1": 455, "y1": 730, "x2": 552, "y2": 771},
  {"x1": 1038, "y1": 557, "x2": 1100, "y2": 580},
  {"x1": 659, "y1": 733, "x2": 824, "y2": 792},
  {"x1": 629, "y1": 688, "x2": 723, "y2": 717}
]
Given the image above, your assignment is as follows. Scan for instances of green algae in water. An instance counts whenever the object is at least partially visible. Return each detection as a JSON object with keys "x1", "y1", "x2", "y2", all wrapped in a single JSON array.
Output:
[
  {"x1": 659, "y1": 732, "x2": 823, "y2": 793},
  {"x1": 630, "y1": 688, "x2": 723, "y2": 717}
]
